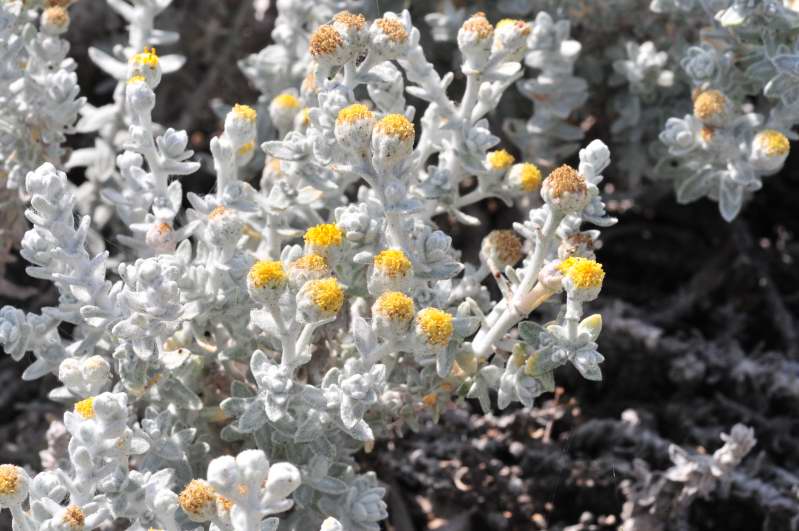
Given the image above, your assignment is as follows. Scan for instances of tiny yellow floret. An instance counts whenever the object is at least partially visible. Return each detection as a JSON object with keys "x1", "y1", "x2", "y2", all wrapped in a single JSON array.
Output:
[
  {"x1": 233, "y1": 104, "x2": 257, "y2": 123},
  {"x1": 237, "y1": 142, "x2": 255, "y2": 156},
  {"x1": 375, "y1": 114, "x2": 415, "y2": 140},
  {"x1": 487, "y1": 149, "x2": 515, "y2": 170},
  {"x1": 62, "y1": 505, "x2": 85, "y2": 529},
  {"x1": 310, "y1": 25, "x2": 343, "y2": 57},
  {"x1": 0, "y1": 465, "x2": 20, "y2": 495},
  {"x1": 375, "y1": 291, "x2": 415, "y2": 321},
  {"x1": 127, "y1": 75, "x2": 146, "y2": 85},
  {"x1": 304, "y1": 223, "x2": 344, "y2": 248},
  {"x1": 249, "y1": 260, "x2": 286, "y2": 289},
  {"x1": 558, "y1": 257, "x2": 605, "y2": 289},
  {"x1": 757, "y1": 129, "x2": 790, "y2": 157},
  {"x1": 132, "y1": 47, "x2": 159, "y2": 68},
  {"x1": 376, "y1": 17, "x2": 409, "y2": 43},
  {"x1": 545, "y1": 165, "x2": 587, "y2": 197},
  {"x1": 417, "y1": 308, "x2": 454, "y2": 346},
  {"x1": 272, "y1": 93, "x2": 300, "y2": 109},
  {"x1": 74, "y1": 397, "x2": 95, "y2": 419},
  {"x1": 373, "y1": 249, "x2": 412, "y2": 278},
  {"x1": 179, "y1": 480, "x2": 216, "y2": 516},
  {"x1": 463, "y1": 12, "x2": 494, "y2": 39},
  {"x1": 333, "y1": 11, "x2": 366, "y2": 30},
  {"x1": 337, "y1": 103, "x2": 373, "y2": 124},
  {"x1": 518, "y1": 162, "x2": 542, "y2": 191},
  {"x1": 307, "y1": 278, "x2": 345, "y2": 313}
]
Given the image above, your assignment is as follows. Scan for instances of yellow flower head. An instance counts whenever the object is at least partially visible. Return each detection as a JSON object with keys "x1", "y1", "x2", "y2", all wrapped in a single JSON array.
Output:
[
  {"x1": 337, "y1": 103, "x2": 373, "y2": 125},
  {"x1": 544, "y1": 165, "x2": 587, "y2": 197},
  {"x1": 0, "y1": 465, "x2": 20, "y2": 495},
  {"x1": 487, "y1": 149, "x2": 515, "y2": 171},
  {"x1": 179, "y1": 480, "x2": 216, "y2": 518},
  {"x1": 417, "y1": 308, "x2": 454, "y2": 346},
  {"x1": 756, "y1": 129, "x2": 790, "y2": 157},
  {"x1": 233, "y1": 104, "x2": 257, "y2": 123},
  {"x1": 304, "y1": 223, "x2": 344, "y2": 248},
  {"x1": 272, "y1": 93, "x2": 300, "y2": 109},
  {"x1": 496, "y1": 18, "x2": 531, "y2": 35},
  {"x1": 132, "y1": 48, "x2": 159, "y2": 68},
  {"x1": 374, "y1": 114, "x2": 415, "y2": 141},
  {"x1": 462, "y1": 12, "x2": 494, "y2": 39},
  {"x1": 291, "y1": 254, "x2": 329, "y2": 273},
  {"x1": 74, "y1": 397, "x2": 95, "y2": 419},
  {"x1": 558, "y1": 257, "x2": 605, "y2": 289},
  {"x1": 306, "y1": 278, "x2": 345, "y2": 314},
  {"x1": 249, "y1": 260, "x2": 286, "y2": 289},
  {"x1": 62, "y1": 505, "x2": 85, "y2": 529},
  {"x1": 376, "y1": 17, "x2": 409, "y2": 43},
  {"x1": 517, "y1": 162, "x2": 542, "y2": 191},
  {"x1": 693, "y1": 90, "x2": 727, "y2": 121},
  {"x1": 43, "y1": 7, "x2": 69, "y2": 28},
  {"x1": 375, "y1": 291, "x2": 415, "y2": 322},
  {"x1": 373, "y1": 249, "x2": 412, "y2": 278},
  {"x1": 310, "y1": 25, "x2": 343, "y2": 57},
  {"x1": 127, "y1": 75, "x2": 146, "y2": 85}
]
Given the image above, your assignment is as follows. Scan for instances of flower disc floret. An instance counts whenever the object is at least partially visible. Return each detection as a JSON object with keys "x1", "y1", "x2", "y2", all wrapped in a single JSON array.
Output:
[
  {"x1": 272, "y1": 93, "x2": 300, "y2": 109},
  {"x1": 417, "y1": 308, "x2": 454, "y2": 346},
  {"x1": 291, "y1": 254, "x2": 329, "y2": 273},
  {"x1": 755, "y1": 129, "x2": 790, "y2": 157},
  {"x1": 541, "y1": 165, "x2": 590, "y2": 213},
  {"x1": 373, "y1": 249, "x2": 411, "y2": 278},
  {"x1": 132, "y1": 47, "x2": 159, "y2": 68},
  {"x1": 462, "y1": 12, "x2": 494, "y2": 39},
  {"x1": 249, "y1": 261, "x2": 286, "y2": 289},
  {"x1": 375, "y1": 17, "x2": 408, "y2": 43},
  {"x1": 693, "y1": 90, "x2": 730, "y2": 126},
  {"x1": 333, "y1": 10, "x2": 366, "y2": 30},
  {"x1": 337, "y1": 104, "x2": 373, "y2": 125},
  {"x1": 306, "y1": 278, "x2": 345, "y2": 314},
  {"x1": 74, "y1": 397, "x2": 95, "y2": 419},
  {"x1": 62, "y1": 505, "x2": 85, "y2": 529},
  {"x1": 509, "y1": 162, "x2": 541, "y2": 192},
  {"x1": 375, "y1": 291, "x2": 415, "y2": 322},
  {"x1": 0, "y1": 466, "x2": 20, "y2": 497},
  {"x1": 558, "y1": 257, "x2": 605, "y2": 289},
  {"x1": 233, "y1": 104, "x2": 257, "y2": 123},
  {"x1": 487, "y1": 149, "x2": 515, "y2": 171},
  {"x1": 482, "y1": 230, "x2": 523, "y2": 269},
  {"x1": 374, "y1": 114, "x2": 415, "y2": 141},
  {"x1": 179, "y1": 480, "x2": 216, "y2": 522},
  {"x1": 304, "y1": 224, "x2": 344, "y2": 248}
]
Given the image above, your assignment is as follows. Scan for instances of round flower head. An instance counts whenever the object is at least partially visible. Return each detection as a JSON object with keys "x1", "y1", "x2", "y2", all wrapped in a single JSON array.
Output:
[
  {"x1": 179, "y1": 480, "x2": 217, "y2": 522},
  {"x1": 59, "y1": 505, "x2": 85, "y2": 529},
  {"x1": 298, "y1": 277, "x2": 345, "y2": 322},
  {"x1": 304, "y1": 223, "x2": 344, "y2": 259},
  {"x1": 288, "y1": 254, "x2": 330, "y2": 288},
  {"x1": 74, "y1": 397, "x2": 95, "y2": 419},
  {"x1": 493, "y1": 19, "x2": 531, "y2": 57},
  {"x1": 269, "y1": 92, "x2": 301, "y2": 133},
  {"x1": 693, "y1": 89, "x2": 731, "y2": 128},
  {"x1": 371, "y1": 114, "x2": 415, "y2": 173},
  {"x1": 145, "y1": 222, "x2": 176, "y2": 254},
  {"x1": 309, "y1": 23, "x2": 356, "y2": 68},
  {"x1": 370, "y1": 248, "x2": 412, "y2": 294},
  {"x1": 332, "y1": 11, "x2": 368, "y2": 54},
  {"x1": 481, "y1": 230, "x2": 523, "y2": 271},
  {"x1": 125, "y1": 75, "x2": 155, "y2": 116},
  {"x1": 486, "y1": 149, "x2": 515, "y2": 174},
  {"x1": 369, "y1": 15, "x2": 410, "y2": 61},
  {"x1": 128, "y1": 47, "x2": 161, "y2": 88},
  {"x1": 248, "y1": 260, "x2": 288, "y2": 304},
  {"x1": 415, "y1": 308, "x2": 454, "y2": 349},
  {"x1": 507, "y1": 162, "x2": 542, "y2": 192},
  {"x1": 335, "y1": 103, "x2": 375, "y2": 154},
  {"x1": 751, "y1": 129, "x2": 790, "y2": 173},
  {"x1": 458, "y1": 12, "x2": 494, "y2": 70},
  {"x1": 41, "y1": 6, "x2": 69, "y2": 35},
  {"x1": 373, "y1": 291, "x2": 415, "y2": 337},
  {"x1": 558, "y1": 256, "x2": 605, "y2": 302},
  {"x1": 206, "y1": 206, "x2": 243, "y2": 249},
  {"x1": 0, "y1": 465, "x2": 28, "y2": 508},
  {"x1": 225, "y1": 104, "x2": 257, "y2": 147},
  {"x1": 541, "y1": 165, "x2": 590, "y2": 214}
]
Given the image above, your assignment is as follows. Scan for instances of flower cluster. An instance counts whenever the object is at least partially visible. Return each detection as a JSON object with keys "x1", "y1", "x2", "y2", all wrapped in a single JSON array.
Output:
[{"x1": 0, "y1": 5, "x2": 621, "y2": 531}]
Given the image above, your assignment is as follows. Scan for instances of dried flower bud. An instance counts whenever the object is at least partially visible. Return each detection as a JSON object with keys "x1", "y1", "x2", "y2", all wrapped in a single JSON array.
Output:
[
  {"x1": 493, "y1": 19, "x2": 531, "y2": 57},
  {"x1": 288, "y1": 254, "x2": 330, "y2": 288},
  {"x1": 541, "y1": 165, "x2": 590, "y2": 214},
  {"x1": 481, "y1": 230, "x2": 523, "y2": 271},
  {"x1": 206, "y1": 206, "x2": 243, "y2": 249},
  {"x1": 145, "y1": 222, "x2": 176, "y2": 254},
  {"x1": 369, "y1": 15, "x2": 410, "y2": 61},
  {"x1": 693, "y1": 89, "x2": 731, "y2": 127},
  {"x1": 41, "y1": 6, "x2": 69, "y2": 35},
  {"x1": 458, "y1": 12, "x2": 494, "y2": 69},
  {"x1": 179, "y1": 480, "x2": 217, "y2": 522}
]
